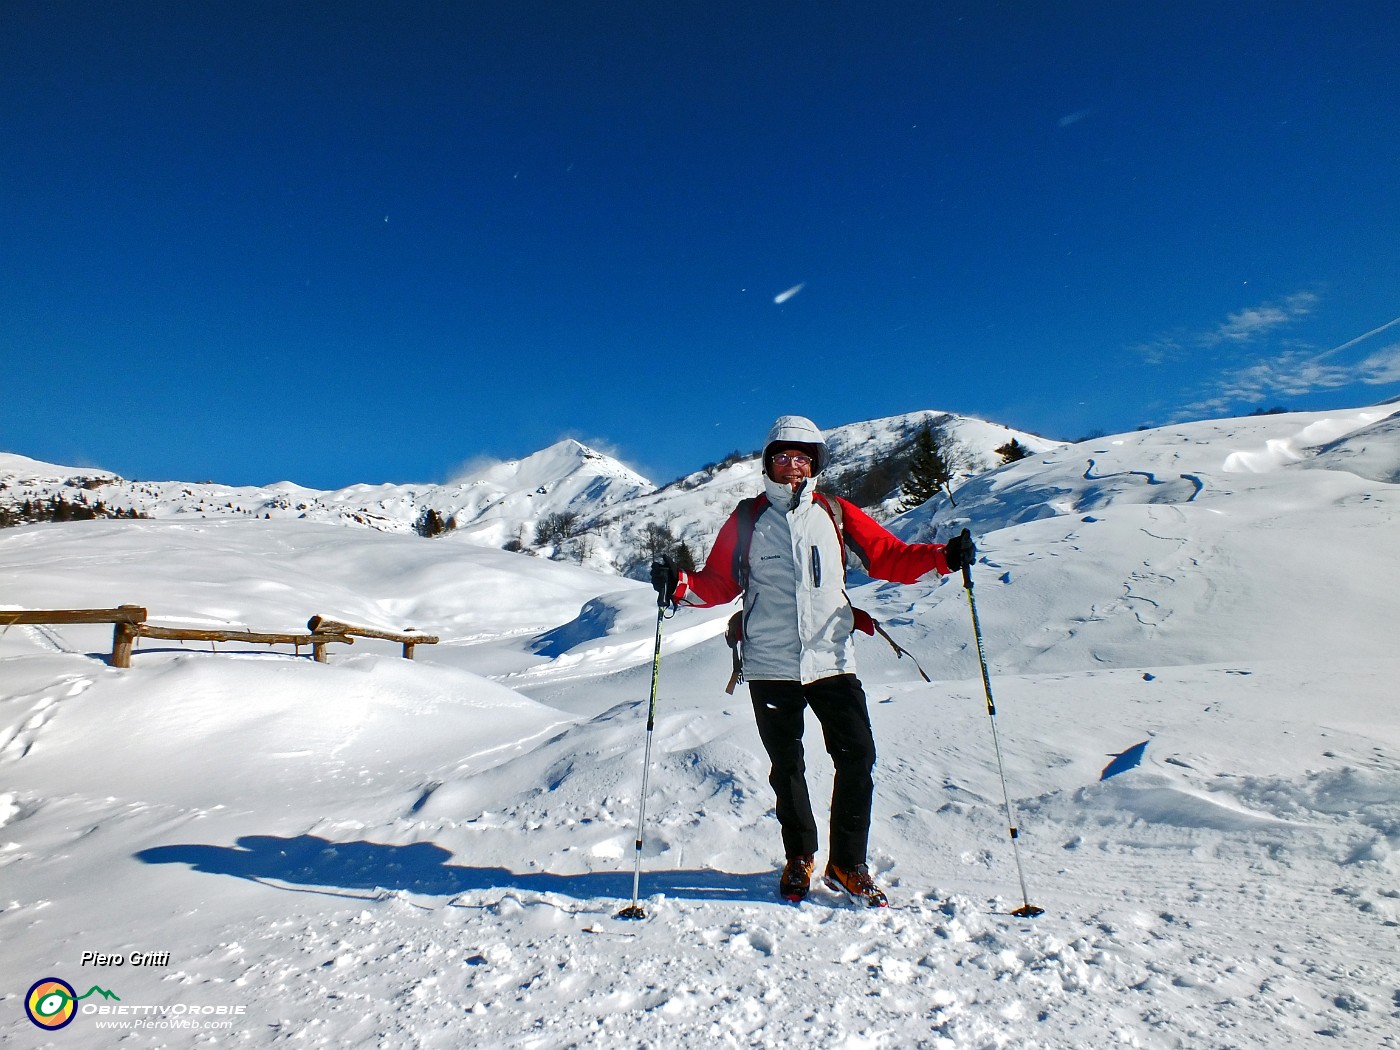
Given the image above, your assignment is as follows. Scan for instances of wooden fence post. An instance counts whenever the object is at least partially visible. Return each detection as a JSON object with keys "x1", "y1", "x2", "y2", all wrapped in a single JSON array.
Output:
[
  {"x1": 111, "y1": 622, "x2": 136, "y2": 668},
  {"x1": 110, "y1": 605, "x2": 146, "y2": 668}
]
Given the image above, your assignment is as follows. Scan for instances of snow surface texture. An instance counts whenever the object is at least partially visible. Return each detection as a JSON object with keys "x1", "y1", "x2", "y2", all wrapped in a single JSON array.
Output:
[{"x1": 2, "y1": 405, "x2": 1398, "y2": 1049}]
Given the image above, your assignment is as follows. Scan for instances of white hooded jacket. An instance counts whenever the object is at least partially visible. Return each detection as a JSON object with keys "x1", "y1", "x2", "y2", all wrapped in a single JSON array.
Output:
[
  {"x1": 681, "y1": 416, "x2": 854, "y2": 683},
  {"x1": 737, "y1": 468, "x2": 858, "y2": 682},
  {"x1": 676, "y1": 415, "x2": 950, "y2": 684}
]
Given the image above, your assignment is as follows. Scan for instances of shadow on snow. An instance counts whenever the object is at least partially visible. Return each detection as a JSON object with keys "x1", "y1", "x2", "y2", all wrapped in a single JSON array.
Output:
[{"x1": 135, "y1": 834, "x2": 775, "y2": 905}]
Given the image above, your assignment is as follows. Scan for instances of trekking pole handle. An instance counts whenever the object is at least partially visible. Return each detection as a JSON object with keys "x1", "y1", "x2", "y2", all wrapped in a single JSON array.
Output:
[
  {"x1": 959, "y1": 528, "x2": 974, "y2": 590},
  {"x1": 651, "y1": 553, "x2": 677, "y2": 609}
]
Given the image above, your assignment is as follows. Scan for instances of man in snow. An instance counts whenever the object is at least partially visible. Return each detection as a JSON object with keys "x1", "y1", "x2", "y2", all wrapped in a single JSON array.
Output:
[{"x1": 652, "y1": 415, "x2": 973, "y2": 907}]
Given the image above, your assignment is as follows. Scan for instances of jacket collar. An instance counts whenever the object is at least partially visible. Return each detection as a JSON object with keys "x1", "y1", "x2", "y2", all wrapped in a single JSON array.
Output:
[{"x1": 762, "y1": 472, "x2": 816, "y2": 512}]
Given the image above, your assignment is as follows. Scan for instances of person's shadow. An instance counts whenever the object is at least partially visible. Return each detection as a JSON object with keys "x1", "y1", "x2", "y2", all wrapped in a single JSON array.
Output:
[{"x1": 135, "y1": 834, "x2": 774, "y2": 905}]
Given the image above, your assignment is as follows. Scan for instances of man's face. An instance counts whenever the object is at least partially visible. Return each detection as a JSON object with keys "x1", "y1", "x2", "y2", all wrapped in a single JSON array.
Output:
[{"x1": 770, "y1": 447, "x2": 814, "y2": 490}]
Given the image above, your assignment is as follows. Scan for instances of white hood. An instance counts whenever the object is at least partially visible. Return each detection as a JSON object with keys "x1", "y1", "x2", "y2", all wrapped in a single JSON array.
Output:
[{"x1": 762, "y1": 415, "x2": 830, "y2": 475}]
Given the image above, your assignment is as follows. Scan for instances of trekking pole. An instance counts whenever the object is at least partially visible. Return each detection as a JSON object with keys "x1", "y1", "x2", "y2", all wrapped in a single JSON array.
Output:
[
  {"x1": 616, "y1": 566, "x2": 672, "y2": 920},
  {"x1": 958, "y1": 529, "x2": 1044, "y2": 918}
]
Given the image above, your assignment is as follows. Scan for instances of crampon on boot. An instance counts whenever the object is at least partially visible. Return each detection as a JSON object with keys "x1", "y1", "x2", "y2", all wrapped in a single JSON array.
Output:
[
  {"x1": 779, "y1": 854, "x2": 815, "y2": 902},
  {"x1": 823, "y1": 862, "x2": 888, "y2": 908}
]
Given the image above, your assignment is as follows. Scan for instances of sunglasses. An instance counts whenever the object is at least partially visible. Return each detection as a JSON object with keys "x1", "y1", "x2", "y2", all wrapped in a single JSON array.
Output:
[{"x1": 772, "y1": 453, "x2": 813, "y2": 467}]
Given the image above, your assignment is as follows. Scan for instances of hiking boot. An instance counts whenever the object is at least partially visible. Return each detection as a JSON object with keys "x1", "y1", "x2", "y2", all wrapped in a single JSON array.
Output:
[
  {"x1": 823, "y1": 862, "x2": 888, "y2": 908},
  {"x1": 779, "y1": 854, "x2": 816, "y2": 902}
]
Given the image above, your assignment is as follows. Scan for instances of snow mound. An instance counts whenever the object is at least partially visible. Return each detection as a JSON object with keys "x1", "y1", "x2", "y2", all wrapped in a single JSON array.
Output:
[{"x1": 1302, "y1": 408, "x2": 1400, "y2": 484}]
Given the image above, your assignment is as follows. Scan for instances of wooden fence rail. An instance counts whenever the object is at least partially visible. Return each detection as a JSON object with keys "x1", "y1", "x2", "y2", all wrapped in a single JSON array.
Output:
[
  {"x1": 2, "y1": 606, "x2": 376, "y2": 667},
  {"x1": 0, "y1": 606, "x2": 148, "y2": 626},
  {"x1": 307, "y1": 616, "x2": 440, "y2": 660},
  {"x1": 125, "y1": 624, "x2": 354, "y2": 664},
  {"x1": 1, "y1": 605, "x2": 148, "y2": 667}
]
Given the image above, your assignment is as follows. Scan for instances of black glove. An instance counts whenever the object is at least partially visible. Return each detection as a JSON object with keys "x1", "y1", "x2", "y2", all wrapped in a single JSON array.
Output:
[
  {"x1": 650, "y1": 554, "x2": 678, "y2": 607},
  {"x1": 944, "y1": 529, "x2": 976, "y2": 573}
]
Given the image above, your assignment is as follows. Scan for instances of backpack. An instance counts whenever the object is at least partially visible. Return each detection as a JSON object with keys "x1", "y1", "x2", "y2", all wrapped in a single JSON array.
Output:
[{"x1": 722, "y1": 492, "x2": 929, "y2": 693}]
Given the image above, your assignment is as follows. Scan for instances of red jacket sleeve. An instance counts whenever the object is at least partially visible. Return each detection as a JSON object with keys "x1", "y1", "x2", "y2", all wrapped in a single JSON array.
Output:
[
  {"x1": 837, "y1": 497, "x2": 951, "y2": 583},
  {"x1": 674, "y1": 507, "x2": 744, "y2": 607}
]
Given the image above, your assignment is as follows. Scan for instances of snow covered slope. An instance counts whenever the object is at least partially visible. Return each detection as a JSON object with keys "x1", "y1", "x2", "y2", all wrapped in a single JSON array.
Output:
[
  {"x1": 2, "y1": 404, "x2": 1397, "y2": 1049},
  {"x1": 871, "y1": 404, "x2": 1400, "y2": 676}
]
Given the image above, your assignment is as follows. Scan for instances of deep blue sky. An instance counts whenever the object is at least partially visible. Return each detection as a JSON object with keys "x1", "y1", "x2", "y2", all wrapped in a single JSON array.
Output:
[{"x1": 4, "y1": 2, "x2": 1398, "y2": 488}]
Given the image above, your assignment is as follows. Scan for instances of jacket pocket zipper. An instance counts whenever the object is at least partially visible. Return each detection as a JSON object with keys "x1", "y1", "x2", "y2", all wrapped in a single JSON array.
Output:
[{"x1": 742, "y1": 592, "x2": 759, "y2": 636}]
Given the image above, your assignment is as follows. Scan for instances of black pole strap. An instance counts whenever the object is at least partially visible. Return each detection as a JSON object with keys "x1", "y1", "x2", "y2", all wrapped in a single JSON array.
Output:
[{"x1": 870, "y1": 620, "x2": 931, "y2": 683}]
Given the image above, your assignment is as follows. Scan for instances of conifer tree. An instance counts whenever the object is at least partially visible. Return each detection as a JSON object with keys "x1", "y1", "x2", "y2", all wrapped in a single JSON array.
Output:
[
  {"x1": 416, "y1": 508, "x2": 451, "y2": 538},
  {"x1": 898, "y1": 422, "x2": 952, "y2": 512},
  {"x1": 674, "y1": 540, "x2": 697, "y2": 574},
  {"x1": 995, "y1": 439, "x2": 1032, "y2": 464}
]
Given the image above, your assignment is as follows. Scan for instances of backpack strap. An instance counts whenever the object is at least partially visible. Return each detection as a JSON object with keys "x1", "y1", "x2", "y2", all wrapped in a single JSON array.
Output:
[
  {"x1": 725, "y1": 495, "x2": 767, "y2": 694},
  {"x1": 731, "y1": 494, "x2": 769, "y2": 592},
  {"x1": 723, "y1": 610, "x2": 744, "y2": 695},
  {"x1": 814, "y1": 491, "x2": 844, "y2": 544}
]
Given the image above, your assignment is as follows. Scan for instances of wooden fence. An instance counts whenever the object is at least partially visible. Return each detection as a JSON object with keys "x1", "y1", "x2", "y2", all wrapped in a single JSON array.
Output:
[
  {"x1": 123, "y1": 623, "x2": 353, "y2": 665},
  {"x1": 2, "y1": 606, "x2": 150, "y2": 667},
  {"x1": 307, "y1": 616, "x2": 440, "y2": 660},
  {"x1": 2, "y1": 606, "x2": 437, "y2": 668}
]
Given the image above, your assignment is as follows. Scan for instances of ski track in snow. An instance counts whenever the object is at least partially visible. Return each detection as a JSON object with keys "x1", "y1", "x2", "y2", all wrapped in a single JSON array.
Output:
[{"x1": 2, "y1": 405, "x2": 1400, "y2": 1048}]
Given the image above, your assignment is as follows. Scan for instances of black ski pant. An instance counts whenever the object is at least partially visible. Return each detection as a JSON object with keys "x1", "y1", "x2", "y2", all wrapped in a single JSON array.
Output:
[{"x1": 749, "y1": 674, "x2": 876, "y2": 870}]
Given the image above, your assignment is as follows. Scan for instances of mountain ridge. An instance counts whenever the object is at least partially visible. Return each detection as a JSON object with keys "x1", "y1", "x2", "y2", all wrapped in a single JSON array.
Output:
[{"x1": 0, "y1": 411, "x2": 1057, "y2": 573}]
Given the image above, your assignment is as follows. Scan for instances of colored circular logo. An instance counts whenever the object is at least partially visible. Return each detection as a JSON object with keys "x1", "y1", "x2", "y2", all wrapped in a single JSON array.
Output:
[{"x1": 26, "y1": 978, "x2": 77, "y2": 1030}]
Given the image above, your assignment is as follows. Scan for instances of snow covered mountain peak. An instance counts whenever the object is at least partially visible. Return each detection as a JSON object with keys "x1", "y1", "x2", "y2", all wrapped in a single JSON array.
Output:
[
  {"x1": 0, "y1": 436, "x2": 655, "y2": 548},
  {"x1": 458, "y1": 438, "x2": 652, "y2": 494}
]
